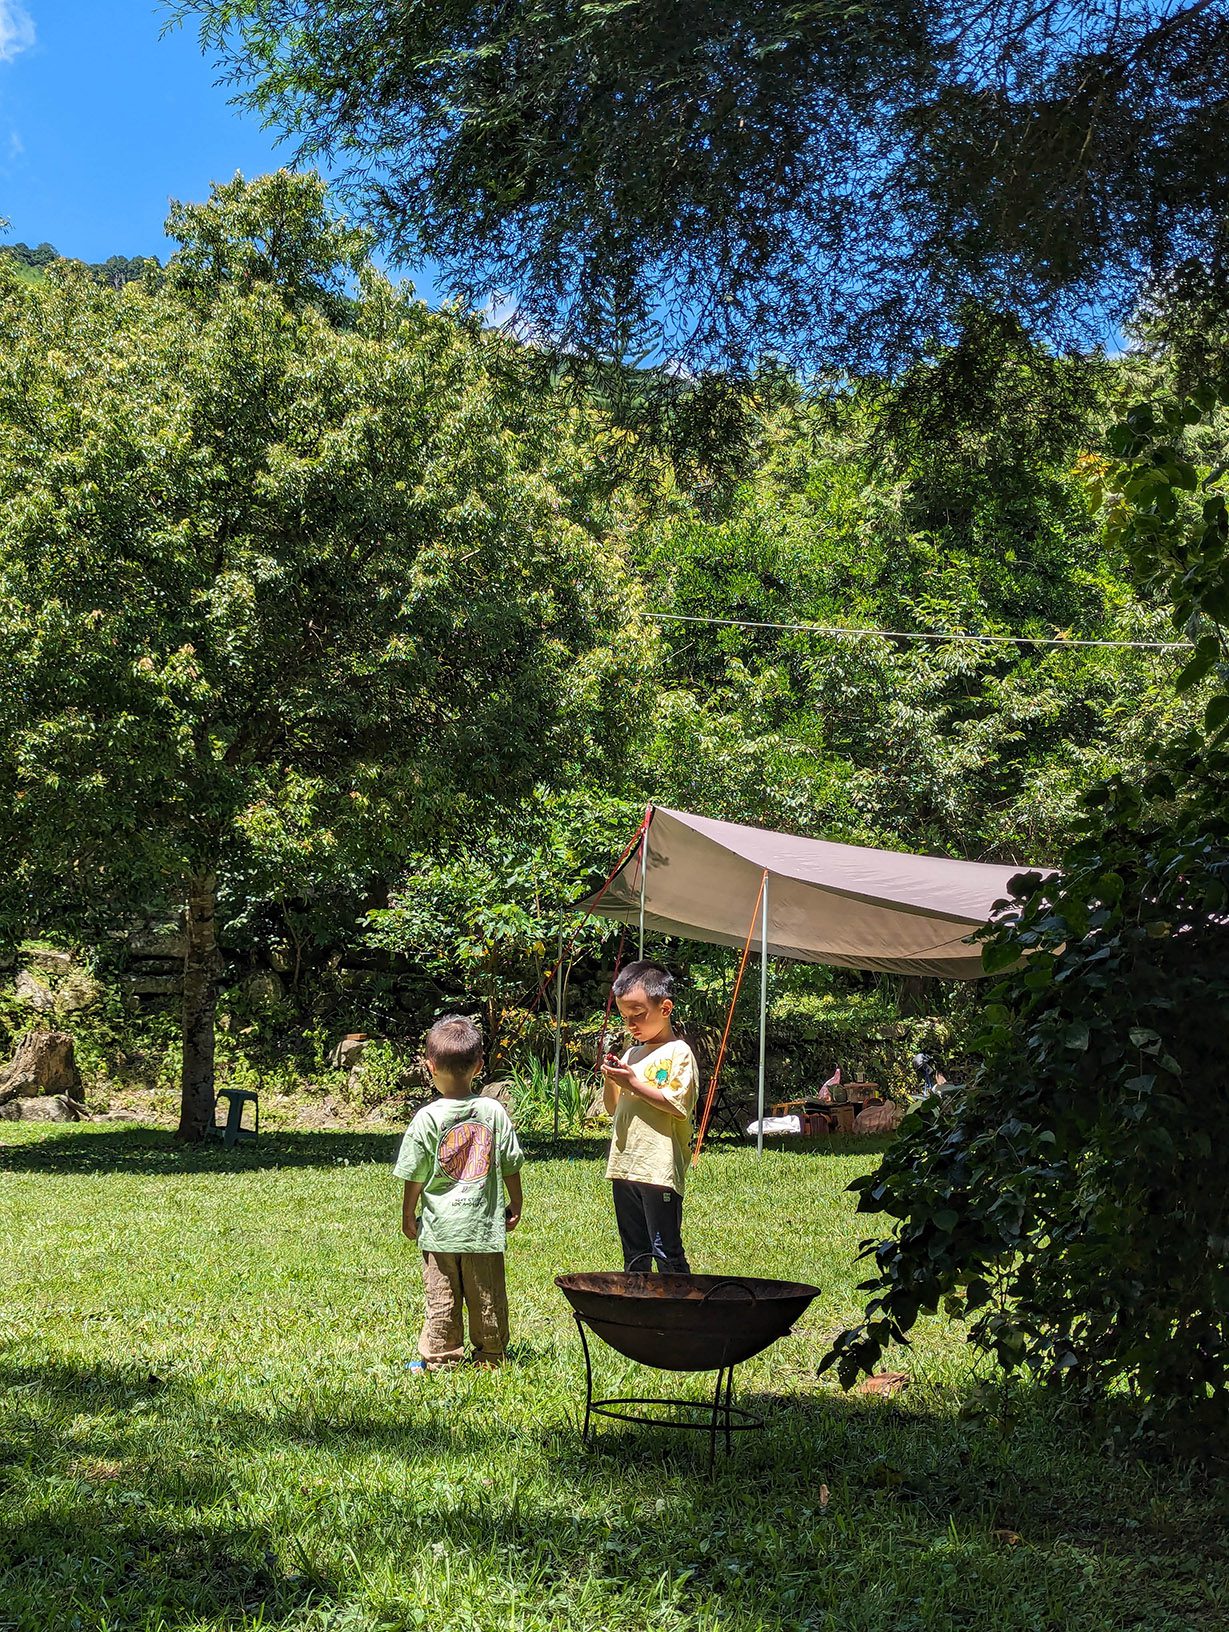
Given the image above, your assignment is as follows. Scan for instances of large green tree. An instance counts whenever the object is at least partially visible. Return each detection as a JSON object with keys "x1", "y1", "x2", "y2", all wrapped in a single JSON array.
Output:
[
  {"x1": 177, "y1": 2, "x2": 1229, "y2": 372},
  {"x1": 0, "y1": 171, "x2": 644, "y2": 1139}
]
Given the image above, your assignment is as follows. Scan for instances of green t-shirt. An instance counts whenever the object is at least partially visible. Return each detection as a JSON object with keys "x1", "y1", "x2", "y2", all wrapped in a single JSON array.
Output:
[{"x1": 393, "y1": 1095, "x2": 524, "y2": 1254}]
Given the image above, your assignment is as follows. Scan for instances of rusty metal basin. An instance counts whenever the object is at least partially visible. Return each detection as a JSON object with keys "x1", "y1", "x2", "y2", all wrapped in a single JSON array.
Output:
[{"x1": 555, "y1": 1271, "x2": 819, "y2": 1372}]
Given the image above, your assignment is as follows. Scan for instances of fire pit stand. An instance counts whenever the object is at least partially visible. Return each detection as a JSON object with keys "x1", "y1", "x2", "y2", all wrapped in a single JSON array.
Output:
[
  {"x1": 570, "y1": 1304, "x2": 763, "y2": 1470},
  {"x1": 557, "y1": 1271, "x2": 819, "y2": 1471}
]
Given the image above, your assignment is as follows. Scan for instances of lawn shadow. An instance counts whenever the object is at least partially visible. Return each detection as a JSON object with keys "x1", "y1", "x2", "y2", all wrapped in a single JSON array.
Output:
[
  {"x1": 283, "y1": 1379, "x2": 1229, "y2": 1632},
  {"x1": 0, "y1": 1124, "x2": 402, "y2": 1175},
  {"x1": 0, "y1": 1355, "x2": 328, "y2": 1632},
  {"x1": 0, "y1": 1126, "x2": 618, "y2": 1176},
  {"x1": 6, "y1": 1352, "x2": 1227, "y2": 1631},
  {"x1": 0, "y1": 1124, "x2": 887, "y2": 1178}
]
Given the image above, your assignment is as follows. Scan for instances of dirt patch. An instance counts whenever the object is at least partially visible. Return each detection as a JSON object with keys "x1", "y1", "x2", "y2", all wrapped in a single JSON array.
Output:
[{"x1": 90, "y1": 1085, "x2": 407, "y2": 1133}]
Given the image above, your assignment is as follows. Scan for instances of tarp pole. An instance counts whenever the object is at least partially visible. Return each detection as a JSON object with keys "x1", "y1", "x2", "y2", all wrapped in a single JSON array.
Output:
[
  {"x1": 552, "y1": 922, "x2": 565, "y2": 1140},
  {"x1": 756, "y1": 874, "x2": 769, "y2": 1157},
  {"x1": 637, "y1": 823, "x2": 648, "y2": 958}
]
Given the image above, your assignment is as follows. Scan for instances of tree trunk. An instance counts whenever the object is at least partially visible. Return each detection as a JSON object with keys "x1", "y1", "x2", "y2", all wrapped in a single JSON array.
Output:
[
  {"x1": 899, "y1": 975, "x2": 934, "y2": 1017},
  {"x1": 176, "y1": 871, "x2": 220, "y2": 1142}
]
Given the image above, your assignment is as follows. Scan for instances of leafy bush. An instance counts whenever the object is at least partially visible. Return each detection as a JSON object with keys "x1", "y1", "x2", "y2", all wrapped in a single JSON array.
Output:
[
  {"x1": 507, "y1": 1058, "x2": 592, "y2": 1133},
  {"x1": 342, "y1": 1039, "x2": 414, "y2": 1113},
  {"x1": 826, "y1": 385, "x2": 1229, "y2": 1439}
]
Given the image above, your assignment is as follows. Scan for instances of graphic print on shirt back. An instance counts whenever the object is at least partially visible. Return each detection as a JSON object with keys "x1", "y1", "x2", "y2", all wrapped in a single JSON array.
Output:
[{"x1": 437, "y1": 1119, "x2": 494, "y2": 1183}]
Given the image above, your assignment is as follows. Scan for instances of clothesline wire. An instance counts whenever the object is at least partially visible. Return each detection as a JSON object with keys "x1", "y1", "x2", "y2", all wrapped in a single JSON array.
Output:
[{"x1": 647, "y1": 611, "x2": 1186, "y2": 652}]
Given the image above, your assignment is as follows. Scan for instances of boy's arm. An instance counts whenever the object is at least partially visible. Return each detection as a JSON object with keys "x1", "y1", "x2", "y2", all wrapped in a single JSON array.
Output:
[
  {"x1": 504, "y1": 1170, "x2": 523, "y2": 1232},
  {"x1": 402, "y1": 1181, "x2": 424, "y2": 1241}
]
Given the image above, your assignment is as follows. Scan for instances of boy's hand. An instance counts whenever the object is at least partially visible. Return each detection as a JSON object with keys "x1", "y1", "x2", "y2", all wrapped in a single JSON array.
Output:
[
  {"x1": 505, "y1": 1204, "x2": 521, "y2": 1233},
  {"x1": 602, "y1": 1059, "x2": 637, "y2": 1090},
  {"x1": 402, "y1": 1215, "x2": 418, "y2": 1242}
]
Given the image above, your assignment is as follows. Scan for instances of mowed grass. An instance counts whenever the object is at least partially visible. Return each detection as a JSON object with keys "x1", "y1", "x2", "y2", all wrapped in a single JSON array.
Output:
[{"x1": 1, "y1": 1123, "x2": 1226, "y2": 1632}]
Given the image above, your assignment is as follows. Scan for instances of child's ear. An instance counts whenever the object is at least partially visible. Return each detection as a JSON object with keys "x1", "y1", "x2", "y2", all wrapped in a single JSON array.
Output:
[{"x1": 660, "y1": 997, "x2": 674, "y2": 1017}]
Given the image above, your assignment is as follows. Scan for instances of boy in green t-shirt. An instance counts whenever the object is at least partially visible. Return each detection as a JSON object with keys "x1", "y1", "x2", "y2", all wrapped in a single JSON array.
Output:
[
  {"x1": 601, "y1": 960, "x2": 699, "y2": 1274},
  {"x1": 395, "y1": 1016, "x2": 524, "y2": 1370}
]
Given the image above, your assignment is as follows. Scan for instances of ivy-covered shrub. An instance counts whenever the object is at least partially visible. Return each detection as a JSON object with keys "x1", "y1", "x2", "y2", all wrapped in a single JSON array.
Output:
[{"x1": 825, "y1": 772, "x2": 1229, "y2": 1431}]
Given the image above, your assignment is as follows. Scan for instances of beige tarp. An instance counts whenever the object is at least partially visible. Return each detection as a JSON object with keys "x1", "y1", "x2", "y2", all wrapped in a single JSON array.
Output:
[{"x1": 582, "y1": 806, "x2": 1044, "y2": 979}]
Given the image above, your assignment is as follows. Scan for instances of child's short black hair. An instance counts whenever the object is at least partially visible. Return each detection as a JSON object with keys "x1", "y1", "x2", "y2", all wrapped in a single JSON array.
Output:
[
  {"x1": 426, "y1": 1015, "x2": 484, "y2": 1070},
  {"x1": 612, "y1": 960, "x2": 675, "y2": 1004}
]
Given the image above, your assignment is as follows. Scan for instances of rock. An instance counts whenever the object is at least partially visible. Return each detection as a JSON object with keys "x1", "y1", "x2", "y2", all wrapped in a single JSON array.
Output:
[
  {"x1": 57, "y1": 969, "x2": 101, "y2": 1012},
  {"x1": 127, "y1": 927, "x2": 187, "y2": 959},
  {"x1": 244, "y1": 970, "x2": 284, "y2": 1008},
  {"x1": 853, "y1": 1101, "x2": 904, "y2": 1135},
  {"x1": 267, "y1": 945, "x2": 296, "y2": 974},
  {"x1": 0, "y1": 1093, "x2": 88, "y2": 1122},
  {"x1": 0, "y1": 1030, "x2": 81, "y2": 1104},
  {"x1": 117, "y1": 974, "x2": 182, "y2": 997},
  {"x1": 479, "y1": 1079, "x2": 513, "y2": 1111},
  {"x1": 24, "y1": 947, "x2": 74, "y2": 971},
  {"x1": 14, "y1": 970, "x2": 55, "y2": 1011},
  {"x1": 330, "y1": 1034, "x2": 368, "y2": 1071}
]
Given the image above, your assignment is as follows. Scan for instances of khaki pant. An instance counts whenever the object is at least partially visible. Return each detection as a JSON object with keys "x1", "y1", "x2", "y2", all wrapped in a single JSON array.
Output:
[{"x1": 419, "y1": 1251, "x2": 508, "y2": 1367}]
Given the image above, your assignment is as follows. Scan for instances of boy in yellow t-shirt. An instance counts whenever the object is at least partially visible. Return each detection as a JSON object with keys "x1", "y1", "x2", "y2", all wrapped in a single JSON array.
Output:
[{"x1": 601, "y1": 960, "x2": 699, "y2": 1274}]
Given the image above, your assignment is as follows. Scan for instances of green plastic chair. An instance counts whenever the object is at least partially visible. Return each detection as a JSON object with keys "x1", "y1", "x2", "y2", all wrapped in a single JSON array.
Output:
[{"x1": 213, "y1": 1086, "x2": 259, "y2": 1148}]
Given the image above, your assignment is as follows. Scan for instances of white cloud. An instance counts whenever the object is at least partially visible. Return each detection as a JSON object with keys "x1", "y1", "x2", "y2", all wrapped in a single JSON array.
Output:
[{"x1": 0, "y1": 4, "x2": 35, "y2": 65}]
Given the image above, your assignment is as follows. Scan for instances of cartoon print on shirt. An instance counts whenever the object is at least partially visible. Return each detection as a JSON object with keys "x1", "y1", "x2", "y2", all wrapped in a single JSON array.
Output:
[
  {"x1": 437, "y1": 1120, "x2": 494, "y2": 1183},
  {"x1": 643, "y1": 1049, "x2": 686, "y2": 1096}
]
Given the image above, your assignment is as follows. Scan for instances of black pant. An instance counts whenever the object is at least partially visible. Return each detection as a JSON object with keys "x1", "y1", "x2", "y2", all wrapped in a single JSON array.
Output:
[{"x1": 612, "y1": 1179, "x2": 690, "y2": 1274}]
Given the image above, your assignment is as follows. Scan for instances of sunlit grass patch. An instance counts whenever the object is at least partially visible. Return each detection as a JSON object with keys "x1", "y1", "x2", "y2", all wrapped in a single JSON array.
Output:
[{"x1": 1, "y1": 1122, "x2": 1225, "y2": 1631}]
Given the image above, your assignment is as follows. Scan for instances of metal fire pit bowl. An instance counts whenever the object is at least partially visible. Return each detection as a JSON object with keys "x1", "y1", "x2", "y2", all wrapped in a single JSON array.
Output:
[{"x1": 555, "y1": 1271, "x2": 820, "y2": 1467}]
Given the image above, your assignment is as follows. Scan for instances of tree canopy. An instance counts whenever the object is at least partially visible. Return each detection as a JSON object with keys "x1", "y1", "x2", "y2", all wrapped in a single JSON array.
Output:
[
  {"x1": 0, "y1": 171, "x2": 644, "y2": 1138},
  {"x1": 178, "y1": 1, "x2": 1229, "y2": 372},
  {"x1": 1, "y1": 240, "x2": 159, "y2": 289}
]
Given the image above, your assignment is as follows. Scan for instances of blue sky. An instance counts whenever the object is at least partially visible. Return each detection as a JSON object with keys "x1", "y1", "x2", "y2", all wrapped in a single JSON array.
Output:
[{"x1": 0, "y1": 1, "x2": 439, "y2": 295}]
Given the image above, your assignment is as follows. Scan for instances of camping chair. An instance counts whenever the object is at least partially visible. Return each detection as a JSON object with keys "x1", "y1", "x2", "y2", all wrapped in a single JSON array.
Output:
[
  {"x1": 701, "y1": 1076, "x2": 748, "y2": 1140},
  {"x1": 681, "y1": 1026, "x2": 747, "y2": 1143}
]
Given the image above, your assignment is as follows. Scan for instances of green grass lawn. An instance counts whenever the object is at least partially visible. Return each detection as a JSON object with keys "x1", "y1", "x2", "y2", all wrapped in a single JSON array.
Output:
[{"x1": 1, "y1": 1122, "x2": 1225, "y2": 1632}]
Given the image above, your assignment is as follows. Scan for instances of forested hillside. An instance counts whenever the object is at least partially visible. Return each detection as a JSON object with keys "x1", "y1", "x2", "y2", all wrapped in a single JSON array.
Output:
[
  {"x1": 1, "y1": 239, "x2": 158, "y2": 288},
  {"x1": 0, "y1": 174, "x2": 1217, "y2": 1119}
]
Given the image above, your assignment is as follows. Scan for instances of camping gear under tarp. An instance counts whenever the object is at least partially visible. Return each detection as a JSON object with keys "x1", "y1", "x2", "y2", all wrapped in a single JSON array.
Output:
[{"x1": 579, "y1": 806, "x2": 1038, "y2": 980}]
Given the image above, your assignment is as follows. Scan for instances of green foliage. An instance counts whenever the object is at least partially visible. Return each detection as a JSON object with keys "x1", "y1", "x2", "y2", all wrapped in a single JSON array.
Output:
[
  {"x1": 633, "y1": 356, "x2": 1196, "y2": 863},
  {"x1": 827, "y1": 383, "x2": 1229, "y2": 1437},
  {"x1": 506, "y1": 1058, "x2": 590, "y2": 1132},
  {"x1": 364, "y1": 790, "x2": 637, "y2": 1066},
  {"x1": 164, "y1": 169, "x2": 370, "y2": 319},
  {"x1": 342, "y1": 1038, "x2": 412, "y2": 1112},
  {"x1": 0, "y1": 170, "x2": 645, "y2": 1135},
  {"x1": 1, "y1": 240, "x2": 160, "y2": 289}
]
